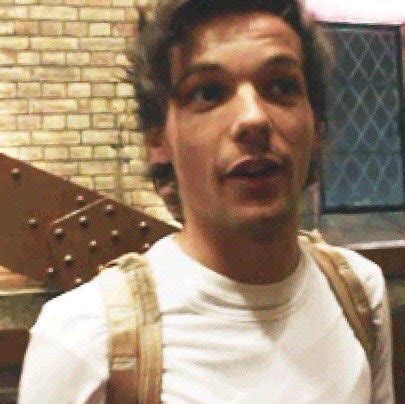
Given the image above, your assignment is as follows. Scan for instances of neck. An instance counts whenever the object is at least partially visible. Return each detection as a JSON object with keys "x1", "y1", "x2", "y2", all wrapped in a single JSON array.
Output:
[{"x1": 176, "y1": 214, "x2": 300, "y2": 284}]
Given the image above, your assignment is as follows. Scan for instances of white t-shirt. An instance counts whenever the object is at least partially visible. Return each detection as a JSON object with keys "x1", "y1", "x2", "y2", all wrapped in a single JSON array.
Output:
[{"x1": 18, "y1": 235, "x2": 394, "y2": 403}]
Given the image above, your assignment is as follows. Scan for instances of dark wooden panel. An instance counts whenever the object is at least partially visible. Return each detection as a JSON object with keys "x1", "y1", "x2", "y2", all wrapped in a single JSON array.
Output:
[
  {"x1": 0, "y1": 153, "x2": 100, "y2": 283},
  {"x1": 47, "y1": 197, "x2": 178, "y2": 290},
  {"x1": 0, "y1": 153, "x2": 178, "y2": 291},
  {"x1": 0, "y1": 330, "x2": 28, "y2": 366},
  {"x1": 350, "y1": 244, "x2": 405, "y2": 277},
  {"x1": 0, "y1": 364, "x2": 20, "y2": 403}
]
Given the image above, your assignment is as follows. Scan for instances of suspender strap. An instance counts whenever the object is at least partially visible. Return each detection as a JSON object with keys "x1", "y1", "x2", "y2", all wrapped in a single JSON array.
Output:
[
  {"x1": 300, "y1": 230, "x2": 375, "y2": 364},
  {"x1": 98, "y1": 253, "x2": 162, "y2": 403},
  {"x1": 98, "y1": 267, "x2": 138, "y2": 403}
]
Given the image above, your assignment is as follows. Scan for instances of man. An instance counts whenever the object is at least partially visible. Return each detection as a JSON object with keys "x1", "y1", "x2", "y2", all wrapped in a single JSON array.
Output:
[{"x1": 19, "y1": 1, "x2": 393, "y2": 402}]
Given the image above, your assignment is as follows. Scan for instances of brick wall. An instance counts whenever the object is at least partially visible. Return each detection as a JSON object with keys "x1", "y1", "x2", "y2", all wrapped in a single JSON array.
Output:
[{"x1": 0, "y1": 0, "x2": 172, "y2": 222}]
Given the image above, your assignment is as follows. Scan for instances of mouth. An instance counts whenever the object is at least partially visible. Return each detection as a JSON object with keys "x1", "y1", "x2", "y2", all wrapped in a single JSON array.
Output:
[{"x1": 224, "y1": 157, "x2": 284, "y2": 180}]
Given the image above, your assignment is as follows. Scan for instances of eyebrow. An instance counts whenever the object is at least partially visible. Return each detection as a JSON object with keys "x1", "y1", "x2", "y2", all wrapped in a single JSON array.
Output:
[
  {"x1": 170, "y1": 54, "x2": 303, "y2": 95},
  {"x1": 263, "y1": 55, "x2": 302, "y2": 70},
  {"x1": 170, "y1": 63, "x2": 223, "y2": 96}
]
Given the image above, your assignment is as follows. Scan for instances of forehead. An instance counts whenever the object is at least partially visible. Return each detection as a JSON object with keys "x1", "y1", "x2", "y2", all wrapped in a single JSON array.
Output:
[{"x1": 169, "y1": 12, "x2": 303, "y2": 77}]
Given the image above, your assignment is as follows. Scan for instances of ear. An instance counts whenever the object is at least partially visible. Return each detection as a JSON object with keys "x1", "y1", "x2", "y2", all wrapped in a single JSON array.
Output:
[
  {"x1": 305, "y1": 119, "x2": 324, "y2": 186},
  {"x1": 145, "y1": 128, "x2": 173, "y2": 164},
  {"x1": 311, "y1": 119, "x2": 324, "y2": 160},
  {"x1": 313, "y1": 119, "x2": 324, "y2": 146},
  {"x1": 149, "y1": 143, "x2": 172, "y2": 164}
]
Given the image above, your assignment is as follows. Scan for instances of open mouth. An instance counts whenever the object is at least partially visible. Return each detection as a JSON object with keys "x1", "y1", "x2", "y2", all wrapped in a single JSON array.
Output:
[{"x1": 225, "y1": 158, "x2": 283, "y2": 179}]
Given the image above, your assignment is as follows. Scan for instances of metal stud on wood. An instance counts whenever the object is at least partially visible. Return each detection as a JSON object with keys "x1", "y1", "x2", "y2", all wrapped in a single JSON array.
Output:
[
  {"x1": 111, "y1": 229, "x2": 120, "y2": 240},
  {"x1": 104, "y1": 204, "x2": 115, "y2": 215},
  {"x1": 28, "y1": 218, "x2": 38, "y2": 228},
  {"x1": 54, "y1": 227, "x2": 65, "y2": 239},
  {"x1": 11, "y1": 168, "x2": 21, "y2": 179},
  {"x1": 64, "y1": 254, "x2": 74, "y2": 265},
  {"x1": 76, "y1": 195, "x2": 86, "y2": 206},
  {"x1": 141, "y1": 242, "x2": 151, "y2": 252},
  {"x1": 46, "y1": 267, "x2": 56, "y2": 276},
  {"x1": 79, "y1": 215, "x2": 89, "y2": 227},
  {"x1": 139, "y1": 221, "x2": 149, "y2": 232}
]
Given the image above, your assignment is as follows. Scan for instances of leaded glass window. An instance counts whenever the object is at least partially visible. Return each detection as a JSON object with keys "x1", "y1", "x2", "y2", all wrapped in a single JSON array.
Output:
[{"x1": 321, "y1": 24, "x2": 404, "y2": 212}]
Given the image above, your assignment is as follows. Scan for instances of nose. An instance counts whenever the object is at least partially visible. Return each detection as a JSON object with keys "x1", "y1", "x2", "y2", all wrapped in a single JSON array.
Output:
[{"x1": 231, "y1": 83, "x2": 272, "y2": 151}]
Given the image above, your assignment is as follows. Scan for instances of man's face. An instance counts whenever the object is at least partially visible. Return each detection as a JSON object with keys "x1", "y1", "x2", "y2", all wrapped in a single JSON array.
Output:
[{"x1": 163, "y1": 12, "x2": 317, "y2": 234}]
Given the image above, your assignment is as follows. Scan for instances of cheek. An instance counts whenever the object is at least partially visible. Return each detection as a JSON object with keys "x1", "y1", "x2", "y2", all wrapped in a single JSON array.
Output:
[
  {"x1": 165, "y1": 108, "x2": 219, "y2": 187},
  {"x1": 271, "y1": 107, "x2": 315, "y2": 181},
  {"x1": 176, "y1": 107, "x2": 230, "y2": 147},
  {"x1": 167, "y1": 106, "x2": 229, "y2": 165},
  {"x1": 272, "y1": 106, "x2": 315, "y2": 145},
  {"x1": 291, "y1": 129, "x2": 315, "y2": 187}
]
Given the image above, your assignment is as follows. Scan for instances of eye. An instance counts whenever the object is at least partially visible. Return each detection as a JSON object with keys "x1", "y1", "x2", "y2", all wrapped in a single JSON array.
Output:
[
  {"x1": 187, "y1": 83, "x2": 227, "y2": 111},
  {"x1": 274, "y1": 78, "x2": 300, "y2": 95},
  {"x1": 262, "y1": 77, "x2": 302, "y2": 103}
]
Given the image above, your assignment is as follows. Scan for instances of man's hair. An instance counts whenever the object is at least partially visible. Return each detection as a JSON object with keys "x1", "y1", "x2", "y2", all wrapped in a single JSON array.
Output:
[{"x1": 127, "y1": 0, "x2": 331, "y2": 216}]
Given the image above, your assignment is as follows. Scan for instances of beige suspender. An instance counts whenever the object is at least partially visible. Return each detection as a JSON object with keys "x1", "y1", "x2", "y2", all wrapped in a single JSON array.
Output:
[
  {"x1": 99, "y1": 231, "x2": 375, "y2": 403},
  {"x1": 299, "y1": 230, "x2": 375, "y2": 363},
  {"x1": 98, "y1": 253, "x2": 162, "y2": 403}
]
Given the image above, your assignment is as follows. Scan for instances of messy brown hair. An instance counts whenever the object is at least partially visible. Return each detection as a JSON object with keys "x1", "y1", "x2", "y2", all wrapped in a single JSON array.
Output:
[{"x1": 128, "y1": 0, "x2": 331, "y2": 217}]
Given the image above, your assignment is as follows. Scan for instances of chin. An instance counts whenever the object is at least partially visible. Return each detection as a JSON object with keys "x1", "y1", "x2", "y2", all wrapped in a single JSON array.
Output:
[{"x1": 216, "y1": 202, "x2": 297, "y2": 240}]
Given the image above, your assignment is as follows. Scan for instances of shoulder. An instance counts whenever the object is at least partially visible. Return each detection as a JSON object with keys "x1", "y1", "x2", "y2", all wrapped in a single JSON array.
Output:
[
  {"x1": 333, "y1": 246, "x2": 386, "y2": 311},
  {"x1": 331, "y1": 248, "x2": 394, "y2": 401},
  {"x1": 299, "y1": 234, "x2": 386, "y2": 311},
  {"x1": 144, "y1": 234, "x2": 181, "y2": 281},
  {"x1": 20, "y1": 279, "x2": 110, "y2": 403},
  {"x1": 31, "y1": 276, "x2": 109, "y2": 368}
]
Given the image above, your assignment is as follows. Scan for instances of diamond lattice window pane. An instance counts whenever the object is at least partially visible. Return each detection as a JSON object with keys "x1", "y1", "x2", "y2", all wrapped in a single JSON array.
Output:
[
  {"x1": 321, "y1": 25, "x2": 403, "y2": 211},
  {"x1": 323, "y1": 152, "x2": 403, "y2": 208}
]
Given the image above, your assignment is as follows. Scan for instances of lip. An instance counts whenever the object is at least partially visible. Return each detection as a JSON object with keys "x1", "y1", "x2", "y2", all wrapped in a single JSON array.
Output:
[{"x1": 223, "y1": 156, "x2": 284, "y2": 179}]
